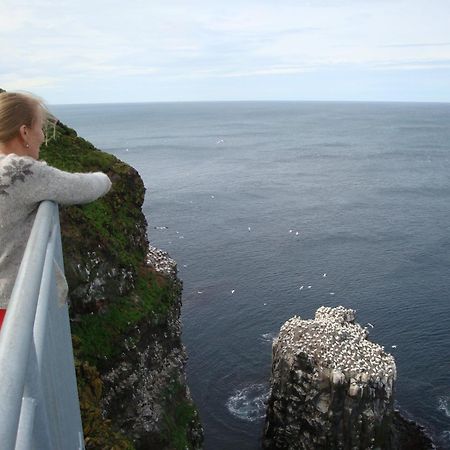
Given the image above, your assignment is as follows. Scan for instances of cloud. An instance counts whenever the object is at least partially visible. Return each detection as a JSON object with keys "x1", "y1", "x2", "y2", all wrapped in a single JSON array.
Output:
[
  {"x1": 219, "y1": 65, "x2": 315, "y2": 78},
  {"x1": 372, "y1": 58, "x2": 450, "y2": 71},
  {"x1": 382, "y1": 42, "x2": 450, "y2": 48},
  {"x1": 1, "y1": 0, "x2": 450, "y2": 102},
  {"x1": 1, "y1": 76, "x2": 60, "y2": 91}
]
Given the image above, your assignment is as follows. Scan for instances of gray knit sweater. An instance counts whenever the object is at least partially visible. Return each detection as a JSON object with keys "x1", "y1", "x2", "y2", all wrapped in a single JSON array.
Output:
[{"x1": 0, "y1": 154, "x2": 112, "y2": 308}]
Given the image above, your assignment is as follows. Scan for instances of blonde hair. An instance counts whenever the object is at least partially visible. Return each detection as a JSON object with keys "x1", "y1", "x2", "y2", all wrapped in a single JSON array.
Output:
[{"x1": 0, "y1": 91, "x2": 56, "y2": 144}]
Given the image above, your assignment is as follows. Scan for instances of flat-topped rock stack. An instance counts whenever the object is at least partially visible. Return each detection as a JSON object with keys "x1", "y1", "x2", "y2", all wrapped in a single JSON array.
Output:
[{"x1": 263, "y1": 306, "x2": 398, "y2": 449}]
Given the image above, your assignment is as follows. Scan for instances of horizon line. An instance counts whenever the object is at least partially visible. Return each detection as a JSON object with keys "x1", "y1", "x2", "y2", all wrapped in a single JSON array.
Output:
[{"x1": 50, "y1": 98, "x2": 450, "y2": 107}]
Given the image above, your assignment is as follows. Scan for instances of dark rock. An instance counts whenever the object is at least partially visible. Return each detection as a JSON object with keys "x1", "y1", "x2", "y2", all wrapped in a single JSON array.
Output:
[
  {"x1": 263, "y1": 306, "x2": 434, "y2": 450},
  {"x1": 392, "y1": 411, "x2": 436, "y2": 450},
  {"x1": 37, "y1": 113, "x2": 203, "y2": 449}
]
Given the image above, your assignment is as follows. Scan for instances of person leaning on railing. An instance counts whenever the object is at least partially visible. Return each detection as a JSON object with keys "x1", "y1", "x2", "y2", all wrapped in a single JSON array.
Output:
[{"x1": 0, "y1": 91, "x2": 112, "y2": 328}]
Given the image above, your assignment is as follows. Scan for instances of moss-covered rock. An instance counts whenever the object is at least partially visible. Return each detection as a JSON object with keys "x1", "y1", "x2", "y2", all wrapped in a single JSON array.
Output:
[
  {"x1": 37, "y1": 119, "x2": 203, "y2": 449},
  {"x1": 42, "y1": 122, "x2": 147, "y2": 316}
]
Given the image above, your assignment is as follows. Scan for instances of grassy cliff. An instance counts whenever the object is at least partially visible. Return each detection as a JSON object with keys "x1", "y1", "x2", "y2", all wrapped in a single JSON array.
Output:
[{"x1": 38, "y1": 120, "x2": 203, "y2": 449}]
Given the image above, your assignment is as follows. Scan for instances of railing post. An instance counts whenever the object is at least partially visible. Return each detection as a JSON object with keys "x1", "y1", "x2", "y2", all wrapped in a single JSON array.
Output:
[
  {"x1": 0, "y1": 201, "x2": 53, "y2": 449},
  {"x1": 0, "y1": 201, "x2": 85, "y2": 449},
  {"x1": 14, "y1": 397, "x2": 36, "y2": 450}
]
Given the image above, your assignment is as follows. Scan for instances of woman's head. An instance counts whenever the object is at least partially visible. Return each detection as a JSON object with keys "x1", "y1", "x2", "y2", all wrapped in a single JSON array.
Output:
[{"x1": 0, "y1": 91, "x2": 55, "y2": 159}]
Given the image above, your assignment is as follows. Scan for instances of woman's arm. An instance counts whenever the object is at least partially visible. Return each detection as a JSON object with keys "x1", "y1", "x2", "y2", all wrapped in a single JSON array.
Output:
[{"x1": 14, "y1": 157, "x2": 112, "y2": 205}]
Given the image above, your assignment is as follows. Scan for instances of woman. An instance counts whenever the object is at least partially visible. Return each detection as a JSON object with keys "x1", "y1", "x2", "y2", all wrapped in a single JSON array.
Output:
[{"x1": 0, "y1": 91, "x2": 112, "y2": 328}]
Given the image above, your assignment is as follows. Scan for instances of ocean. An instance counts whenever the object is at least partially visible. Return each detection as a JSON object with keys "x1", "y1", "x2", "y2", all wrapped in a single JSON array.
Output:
[{"x1": 52, "y1": 101, "x2": 450, "y2": 449}]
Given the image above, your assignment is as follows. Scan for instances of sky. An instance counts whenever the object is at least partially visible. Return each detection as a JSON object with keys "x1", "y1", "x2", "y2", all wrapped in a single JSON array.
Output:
[{"x1": 1, "y1": 0, "x2": 450, "y2": 104}]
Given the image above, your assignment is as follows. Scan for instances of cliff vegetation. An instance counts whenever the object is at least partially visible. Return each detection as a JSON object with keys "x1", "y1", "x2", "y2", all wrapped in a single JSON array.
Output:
[{"x1": 37, "y1": 119, "x2": 203, "y2": 449}]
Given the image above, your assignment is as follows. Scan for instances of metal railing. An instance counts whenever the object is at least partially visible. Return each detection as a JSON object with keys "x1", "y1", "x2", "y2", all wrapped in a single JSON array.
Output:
[{"x1": 0, "y1": 201, "x2": 85, "y2": 450}]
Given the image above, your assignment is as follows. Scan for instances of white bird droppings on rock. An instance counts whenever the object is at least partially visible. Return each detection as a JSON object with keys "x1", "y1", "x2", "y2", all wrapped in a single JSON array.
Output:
[
  {"x1": 146, "y1": 245, "x2": 177, "y2": 278},
  {"x1": 263, "y1": 306, "x2": 400, "y2": 449}
]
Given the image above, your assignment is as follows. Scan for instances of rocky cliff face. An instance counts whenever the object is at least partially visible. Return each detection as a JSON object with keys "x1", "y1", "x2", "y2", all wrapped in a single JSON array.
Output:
[
  {"x1": 37, "y1": 120, "x2": 203, "y2": 449},
  {"x1": 263, "y1": 306, "x2": 435, "y2": 450}
]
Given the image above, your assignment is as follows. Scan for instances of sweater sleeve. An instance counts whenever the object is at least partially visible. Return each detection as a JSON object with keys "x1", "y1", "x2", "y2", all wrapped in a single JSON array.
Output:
[{"x1": 26, "y1": 158, "x2": 112, "y2": 206}]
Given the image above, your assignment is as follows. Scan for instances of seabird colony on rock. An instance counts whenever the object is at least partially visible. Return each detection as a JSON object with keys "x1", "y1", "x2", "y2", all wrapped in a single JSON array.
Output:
[
  {"x1": 276, "y1": 306, "x2": 396, "y2": 393},
  {"x1": 146, "y1": 245, "x2": 177, "y2": 278}
]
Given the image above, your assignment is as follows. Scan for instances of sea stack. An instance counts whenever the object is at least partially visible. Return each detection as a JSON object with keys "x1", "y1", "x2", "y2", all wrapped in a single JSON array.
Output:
[{"x1": 263, "y1": 306, "x2": 397, "y2": 449}]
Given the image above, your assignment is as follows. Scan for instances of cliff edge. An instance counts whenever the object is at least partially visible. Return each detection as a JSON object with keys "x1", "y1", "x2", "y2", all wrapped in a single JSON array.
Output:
[{"x1": 36, "y1": 118, "x2": 203, "y2": 449}]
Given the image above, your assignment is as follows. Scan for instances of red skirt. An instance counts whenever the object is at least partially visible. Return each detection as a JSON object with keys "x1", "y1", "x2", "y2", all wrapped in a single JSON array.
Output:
[{"x1": 0, "y1": 309, "x2": 6, "y2": 329}]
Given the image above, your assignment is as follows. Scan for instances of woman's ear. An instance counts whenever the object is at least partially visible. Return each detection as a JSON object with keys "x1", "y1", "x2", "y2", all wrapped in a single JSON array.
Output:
[{"x1": 19, "y1": 124, "x2": 28, "y2": 142}]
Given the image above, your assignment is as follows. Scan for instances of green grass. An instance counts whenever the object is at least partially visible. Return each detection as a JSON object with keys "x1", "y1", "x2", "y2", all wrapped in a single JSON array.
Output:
[
  {"x1": 41, "y1": 123, "x2": 147, "y2": 273},
  {"x1": 77, "y1": 200, "x2": 143, "y2": 270},
  {"x1": 72, "y1": 274, "x2": 175, "y2": 365},
  {"x1": 36, "y1": 118, "x2": 202, "y2": 448},
  {"x1": 162, "y1": 379, "x2": 201, "y2": 450}
]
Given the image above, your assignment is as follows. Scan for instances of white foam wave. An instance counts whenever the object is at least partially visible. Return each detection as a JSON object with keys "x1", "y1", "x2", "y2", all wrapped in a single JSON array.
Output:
[
  {"x1": 261, "y1": 332, "x2": 277, "y2": 342},
  {"x1": 438, "y1": 396, "x2": 450, "y2": 417},
  {"x1": 441, "y1": 430, "x2": 450, "y2": 444},
  {"x1": 226, "y1": 383, "x2": 270, "y2": 422}
]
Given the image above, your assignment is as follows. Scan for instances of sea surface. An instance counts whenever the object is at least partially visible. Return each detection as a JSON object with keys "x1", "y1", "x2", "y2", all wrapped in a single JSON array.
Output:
[{"x1": 53, "y1": 101, "x2": 450, "y2": 449}]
